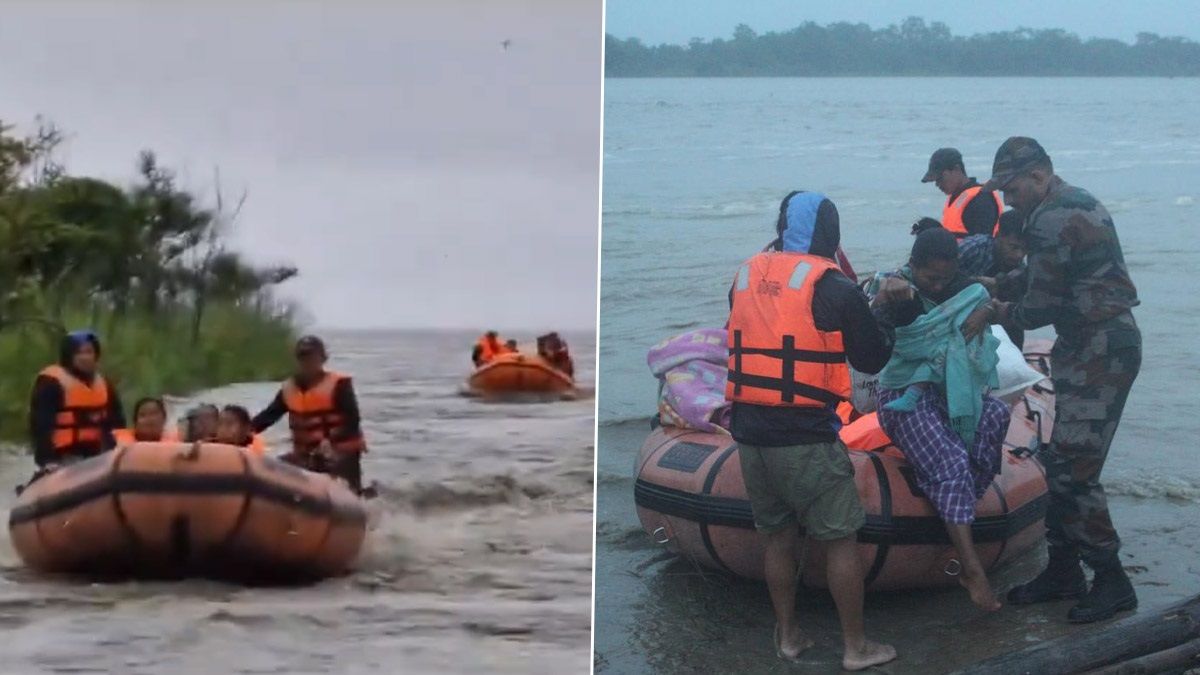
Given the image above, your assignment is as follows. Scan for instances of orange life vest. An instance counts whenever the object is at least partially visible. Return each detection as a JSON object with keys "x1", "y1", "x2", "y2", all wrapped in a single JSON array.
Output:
[
  {"x1": 282, "y1": 372, "x2": 366, "y2": 454},
  {"x1": 476, "y1": 337, "x2": 503, "y2": 363},
  {"x1": 113, "y1": 428, "x2": 180, "y2": 445},
  {"x1": 942, "y1": 185, "x2": 1003, "y2": 237},
  {"x1": 725, "y1": 252, "x2": 851, "y2": 407},
  {"x1": 245, "y1": 434, "x2": 267, "y2": 456},
  {"x1": 839, "y1": 413, "x2": 892, "y2": 452},
  {"x1": 39, "y1": 365, "x2": 110, "y2": 455}
]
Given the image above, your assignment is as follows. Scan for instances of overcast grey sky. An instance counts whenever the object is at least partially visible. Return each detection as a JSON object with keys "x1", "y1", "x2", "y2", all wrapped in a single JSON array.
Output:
[
  {"x1": 606, "y1": 0, "x2": 1200, "y2": 45},
  {"x1": 0, "y1": 1, "x2": 601, "y2": 331}
]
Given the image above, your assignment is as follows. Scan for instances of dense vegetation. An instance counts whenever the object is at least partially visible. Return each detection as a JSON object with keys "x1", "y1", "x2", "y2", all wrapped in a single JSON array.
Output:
[
  {"x1": 606, "y1": 17, "x2": 1200, "y2": 77},
  {"x1": 0, "y1": 117, "x2": 300, "y2": 440}
]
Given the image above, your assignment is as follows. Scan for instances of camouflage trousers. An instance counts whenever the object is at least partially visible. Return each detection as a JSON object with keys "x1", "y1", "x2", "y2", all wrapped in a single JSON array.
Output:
[{"x1": 1044, "y1": 317, "x2": 1141, "y2": 568}]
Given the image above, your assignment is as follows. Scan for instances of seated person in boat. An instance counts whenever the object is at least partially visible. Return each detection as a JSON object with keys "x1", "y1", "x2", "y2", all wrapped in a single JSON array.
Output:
[
  {"x1": 28, "y1": 330, "x2": 126, "y2": 470},
  {"x1": 252, "y1": 335, "x2": 368, "y2": 494},
  {"x1": 216, "y1": 405, "x2": 266, "y2": 454},
  {"x1": 472, "y1": 331, "x2": 505, "y2": 366},
  {"x1": 727, "y1": 190, "x2": 895, "y2": 669},
  {"x1": 503, "y1": 339, "x2": 519, "y2": 354},
  {"x1": 180, "y1": 403, "x2": 220, "y2": 442},
  {"x1": 867, "y1": 227, "x2": 1009, "y2": 611},
  {"x1": 114, "y1": 397, "x2": 177, "y2": 444},
  {"x1": 539, "y1": 332, "x2": 575, "y2": 378}
]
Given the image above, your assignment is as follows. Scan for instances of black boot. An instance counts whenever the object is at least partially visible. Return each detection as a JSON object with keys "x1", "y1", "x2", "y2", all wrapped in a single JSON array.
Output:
[
  {"x1": 1007, "y1": 547, "x2": 1087, "y2": 605},
  {"x1": 1067, "y1": 557, "x2": 1137, "y2": 624}
]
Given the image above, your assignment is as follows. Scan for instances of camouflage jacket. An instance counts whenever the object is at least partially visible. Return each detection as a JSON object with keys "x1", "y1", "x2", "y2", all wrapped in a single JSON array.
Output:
[{"x1": 1009, "y1": 177, "x2": 1139, "y2": 334}]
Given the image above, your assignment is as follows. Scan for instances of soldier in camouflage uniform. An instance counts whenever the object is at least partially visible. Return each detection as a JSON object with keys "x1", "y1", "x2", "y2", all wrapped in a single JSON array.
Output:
[{"x1": 972, "y1": 137, "x2": 1141, "y2": 623}]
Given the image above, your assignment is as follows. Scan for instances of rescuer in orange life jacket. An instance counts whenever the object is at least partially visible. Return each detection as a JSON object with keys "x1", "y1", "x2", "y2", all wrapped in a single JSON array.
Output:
[
  {"x1": 472, "y1": 331, "x2": 504, "y2": 367},
  {"x1": 921, "y1": 147, "x2": 1003, "y2": 238},
  {"x1": 725, "y1": 190, "x2": 896, "y2": 669},
  {"x1": 251, "y1": 335, "x2": 368, "y2": 493},
  {"x1": 28, "y1": 330, "x2": 126, "y2": 471}
]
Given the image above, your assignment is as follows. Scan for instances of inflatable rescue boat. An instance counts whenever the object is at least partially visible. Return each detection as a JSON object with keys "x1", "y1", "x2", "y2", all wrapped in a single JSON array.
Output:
[
  {"x1": 8, "y1": 441, "x2": 367, "y2": 583},
  {"x1": 634, "y1": 342, "x2": 1055, "y2": 591},
  {"x1": 467, "y1": 352, "x2": 574, "y2": 397}
]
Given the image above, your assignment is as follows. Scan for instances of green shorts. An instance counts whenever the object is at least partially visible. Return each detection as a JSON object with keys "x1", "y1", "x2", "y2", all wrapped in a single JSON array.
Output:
[{"x1": 738, "y1": 439, "x2": 865, "y2": 540}]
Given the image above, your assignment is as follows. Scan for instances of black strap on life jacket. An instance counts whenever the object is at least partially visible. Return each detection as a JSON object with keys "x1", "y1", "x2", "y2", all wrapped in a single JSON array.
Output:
[{"x1": 729, "y1": 331, "x2": 844, "y2": 404}]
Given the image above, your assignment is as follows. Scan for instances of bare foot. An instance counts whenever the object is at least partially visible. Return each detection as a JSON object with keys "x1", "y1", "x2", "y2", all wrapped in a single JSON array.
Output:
[
  {"x1": 843, "y1": 640, "x2": 897, "y2": 671},
  {"x1": 775, "y1": 623, "x2": 814, "y2": 662},
  {"x1": 960, "y1": 569, "x2": 1002, "y2": 611}
]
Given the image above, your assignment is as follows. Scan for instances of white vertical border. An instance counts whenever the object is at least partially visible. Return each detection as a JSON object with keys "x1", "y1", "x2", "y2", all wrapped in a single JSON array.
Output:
[{"x1": 590, "y1": 0, "x2": 607, "y2": 672}]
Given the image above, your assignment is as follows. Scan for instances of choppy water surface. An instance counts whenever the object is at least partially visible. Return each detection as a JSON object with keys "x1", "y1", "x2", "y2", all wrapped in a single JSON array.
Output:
[
  {"x1": 0, "y1": 330, "x2": 595, "y2": 674},
  {"x1": 597, "y1": 77, "x2": 1200, "y2": 673}
]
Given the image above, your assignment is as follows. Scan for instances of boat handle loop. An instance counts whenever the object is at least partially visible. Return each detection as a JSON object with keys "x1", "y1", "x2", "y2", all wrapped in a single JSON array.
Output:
[
  {"x1": 944, "y1": 558, "x2": 962, "y2": 577},
  {"x1": 652, "y1": 526, "x2": 671, "y2": 545}
]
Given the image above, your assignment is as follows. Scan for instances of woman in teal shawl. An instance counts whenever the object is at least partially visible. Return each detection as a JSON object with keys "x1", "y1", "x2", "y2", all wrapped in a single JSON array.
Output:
[{"x1": 869, "y1": 228, "x2": 1011, "y2": 612}]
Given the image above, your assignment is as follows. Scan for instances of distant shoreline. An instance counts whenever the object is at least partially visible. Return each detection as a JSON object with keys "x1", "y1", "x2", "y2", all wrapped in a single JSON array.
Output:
[{"x1": 605, "y1": 18, "x2": 1200, "y2": 79}]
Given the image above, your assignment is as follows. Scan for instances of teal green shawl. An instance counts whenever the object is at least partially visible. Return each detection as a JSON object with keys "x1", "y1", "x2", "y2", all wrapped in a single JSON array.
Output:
[{"x1": 879, "y1": 282, "x2": 1000, "y2": 446}]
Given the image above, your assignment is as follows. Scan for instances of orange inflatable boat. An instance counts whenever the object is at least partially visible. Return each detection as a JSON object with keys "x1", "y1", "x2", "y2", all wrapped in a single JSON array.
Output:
[
  {"x1": 635, "y1": 342, "x2": 1055, "y2": 591},
  {"x1": 468, "y1": 353, "x2": 574, "y2": 396},
  {"x1": 8, "y1": 442, "x2": 367, "y2": 583}
]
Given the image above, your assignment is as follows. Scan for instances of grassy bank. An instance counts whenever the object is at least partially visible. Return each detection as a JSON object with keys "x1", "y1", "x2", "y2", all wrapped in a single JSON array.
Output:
[
  {"x1": 0, "y1": 117, "x2": 304, "y2": 445},
  {"x1": 0, "y1": 303, "x2": 297, "y2": 441}
]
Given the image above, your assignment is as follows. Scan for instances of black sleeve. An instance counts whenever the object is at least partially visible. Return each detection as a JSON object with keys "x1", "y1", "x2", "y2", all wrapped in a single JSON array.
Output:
[
  {"x1": 471, "y1": 345, "x2": 483, "y2": 364},
  {"x1": 29, "y1": 376, "x2": 63, "y2": 467},
  {"x1": 962, "y1": 190, "x2": 1000, "y2": 236},
  {"x1": 102, "y1": 381, "x2": 126, "y2": 450},
  {"x1": 331, "y1": 378, "x2": 362, "y2": 441},
  {"x1": 812, "y1": 273, "x2": 894, "y2": 375},
  {"x1": 251, "y1": 390, "x2": 288, "y2": 433}
]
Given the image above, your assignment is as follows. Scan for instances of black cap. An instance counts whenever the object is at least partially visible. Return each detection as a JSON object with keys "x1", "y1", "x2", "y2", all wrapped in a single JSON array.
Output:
[
  {"x1": 921, "y1": 148, "x2": 964, "y2": 183},
  {"x1": 985, "y1": 137, "x2": 1051, "y2": 191},
  {"x1": 295, "y1": 335, "x2": 327, "y2": 358}
]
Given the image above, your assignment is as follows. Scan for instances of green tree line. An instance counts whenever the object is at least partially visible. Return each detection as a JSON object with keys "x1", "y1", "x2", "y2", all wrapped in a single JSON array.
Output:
[
  {"x1": 0, "y1": 117, "x2": 301, "y2": 439},
  {"x1": 606, "y1": 17, "x2": 1200, "y2": 77}
]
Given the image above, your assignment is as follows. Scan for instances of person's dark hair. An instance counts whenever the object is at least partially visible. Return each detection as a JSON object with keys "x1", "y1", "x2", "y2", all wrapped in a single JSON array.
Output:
[
  {"x1": 133, "y1": 397, "x2": 166, "y2": 419},
  {"x1": 910, "y1": 217, "x2": 943, "y2": 236},
  {"x1": 221, "y1": 405, "x2": 251, "y2": 426},
  {"x1": 295, "y1": 335, "x2": 328, "y2": 359},
  {"x1": 997, "y1": 210, "x2": 1024, "y2": 238},
  {"x1": 194, "y1": 403, "x2": 218, "y2": 417},
  {"x1": 910, "y1": 227, "x2": 959, "y2": 268}
]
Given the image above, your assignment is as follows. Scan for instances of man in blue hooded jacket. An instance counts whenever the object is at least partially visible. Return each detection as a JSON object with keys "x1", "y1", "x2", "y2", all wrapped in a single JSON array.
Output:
[{"x1": 726, "y1": 191, "x2": 895, "y2": 670}]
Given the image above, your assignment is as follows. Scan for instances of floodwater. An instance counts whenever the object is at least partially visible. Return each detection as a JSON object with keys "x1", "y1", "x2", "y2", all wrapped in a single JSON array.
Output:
[
  {"x1": 0, "y1": 330, "x2": 595, "y2": 674},
  {"x1": 596, "y1": 77, "x2": 1200, "y2": 673}
]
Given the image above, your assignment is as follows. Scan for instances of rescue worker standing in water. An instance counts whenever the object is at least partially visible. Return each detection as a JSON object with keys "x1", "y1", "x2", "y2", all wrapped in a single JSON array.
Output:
[
  {"x1": 252, "y1": 336, "x2": 368, "y2": 493},
  {"x1": 964, "y1": 137, "x2": 1142, "y2": 624},
  {"x1": 29, "y1": 330, "x2": 126, "y2": 470},
  {"x1": 726, "y1": 190, "x2": 896, "y2": 670},
  {"x1": 922, "y1": 147, "x2": 1003, "y2": 238}
]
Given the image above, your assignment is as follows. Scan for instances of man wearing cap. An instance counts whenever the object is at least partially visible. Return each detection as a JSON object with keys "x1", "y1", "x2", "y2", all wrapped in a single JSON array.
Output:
[
  {"x1": 963, "y1": 137, "x2": 1141, "y2": 624},
  {"x1": 252, "y1": 335, "x2": 369, "y2": 494},
  {"x1": 922, "y1": 147, "x2": 1003, "y2": 239}
]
